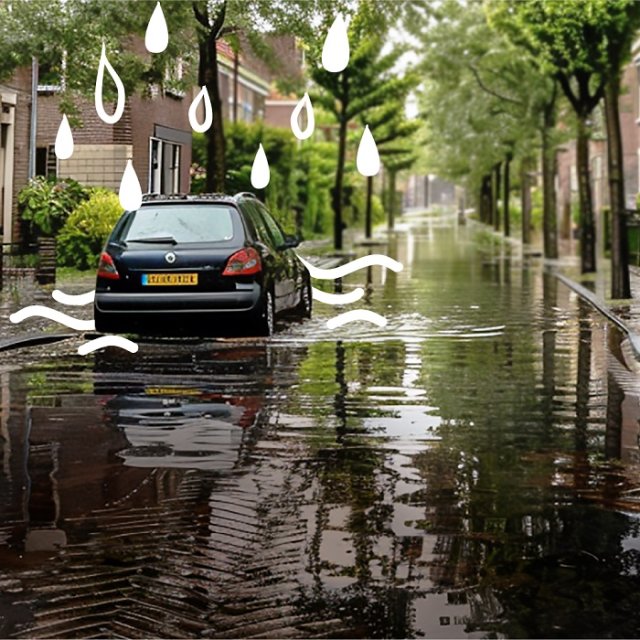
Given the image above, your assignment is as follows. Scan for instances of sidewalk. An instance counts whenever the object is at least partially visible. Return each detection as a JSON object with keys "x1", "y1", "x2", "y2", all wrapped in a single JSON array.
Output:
[
  {"x1": 470, "y1": 215, "x2": 640, "y2": 360},
  {"x1": 554, "y1": 259, "x2": 640, "y2": 358}
]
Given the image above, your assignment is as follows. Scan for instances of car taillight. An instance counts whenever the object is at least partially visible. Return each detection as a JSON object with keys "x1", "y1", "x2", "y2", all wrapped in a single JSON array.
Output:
[
  {"x1": 222, "y1": 247, "x2": 261, "y2": 276},
  {"x1": 97, "y1": 252, "x2": 120, "y2": 280}
]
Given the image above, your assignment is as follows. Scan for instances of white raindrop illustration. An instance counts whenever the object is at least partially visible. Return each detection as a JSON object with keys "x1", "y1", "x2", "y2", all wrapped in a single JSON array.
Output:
[
  {"x1": 119, "y1": 160, "x2": 143, "y2": 211},
  {"x1": 188, "y1": 86, "x2": 213, "y2": 133},
  {"x1": 145, "y1": 2, "x2": 169, "y2": 53},
  {"x1": 54, "y1": 114, "x2": 74, "y2": 160},
  {"x1": 356, "y1": 125, "x2": 380, "y2": 177},
  {"x1": 322, "y1": 15, "x2": 349, "y2": 73},
  {"x1": 290, "y1": 92, "x2": 315, "y2": 140},
  {"x1": 251, "y1": 144, "x2": 270, "y2": 189},
  {"x1": 95, "y1": 42, "x2": 126, "y2": 125}
]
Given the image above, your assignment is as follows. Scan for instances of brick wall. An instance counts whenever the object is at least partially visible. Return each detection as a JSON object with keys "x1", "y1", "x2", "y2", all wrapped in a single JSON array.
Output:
[
  {"x1": 37, "y1": 94, "x2": 126, "y2": 147},
  {"x1": 264, "y1": 100, "x2": 296, "y2": 129},
  {"x1": 129, "y1": 93, "x2": 191, "y2": 192},
  {"x1": 2, "y1": 68, "x2": 33, "y2": 243}
]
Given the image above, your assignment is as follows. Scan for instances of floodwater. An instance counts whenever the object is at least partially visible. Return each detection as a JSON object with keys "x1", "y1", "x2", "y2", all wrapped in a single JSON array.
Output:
[{"x1": 2, "y1": 212, "x2": 640, "y2": 638}]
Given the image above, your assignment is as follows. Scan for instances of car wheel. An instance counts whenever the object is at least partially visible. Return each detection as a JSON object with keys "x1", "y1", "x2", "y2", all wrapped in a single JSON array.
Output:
[
  {"x1": 256, "y1": 289, "x2": 275, "y2": 337},
  {"x1": 297, "y1": 278, "x2": 312, "y2": 319}
]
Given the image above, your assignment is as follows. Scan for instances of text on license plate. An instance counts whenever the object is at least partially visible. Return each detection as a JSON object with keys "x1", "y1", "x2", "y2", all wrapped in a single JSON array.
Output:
[{"x1": 142, "y1": 273, "x2": 198, "y2": 286}]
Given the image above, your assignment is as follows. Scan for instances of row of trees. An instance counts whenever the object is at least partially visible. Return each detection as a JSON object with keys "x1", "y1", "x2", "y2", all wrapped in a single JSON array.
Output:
[{"x1": 415, "y1": 0, "x2": 640, "y2": 299}]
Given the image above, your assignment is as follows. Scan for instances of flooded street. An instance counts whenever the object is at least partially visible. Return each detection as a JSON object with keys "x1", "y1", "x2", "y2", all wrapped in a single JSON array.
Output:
[{"x1": 2, "y1": 212, "x2": 640, "y2": 638}]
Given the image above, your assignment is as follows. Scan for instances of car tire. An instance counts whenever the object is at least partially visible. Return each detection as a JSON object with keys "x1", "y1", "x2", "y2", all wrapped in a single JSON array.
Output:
[
  {"x1": 296, "y1": 277, "x2": 312, "y2": 319},
  {"x1": 256, "y1": 289, "x2": 275, "y2": 337}
]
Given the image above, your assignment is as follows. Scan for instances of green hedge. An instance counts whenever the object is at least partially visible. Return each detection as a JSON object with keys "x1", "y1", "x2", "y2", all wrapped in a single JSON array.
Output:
[
  {"x1": 18, "y1": 176, "x2": 90, "y2": 237},
  {"x1": 57, "y1": 190, "x2": 122, "y2": 270}
]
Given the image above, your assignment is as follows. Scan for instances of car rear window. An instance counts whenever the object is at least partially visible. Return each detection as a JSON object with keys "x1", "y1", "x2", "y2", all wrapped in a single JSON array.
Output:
[{"x1": 123, "y1": 205, "x2": 236, "y2": 244}]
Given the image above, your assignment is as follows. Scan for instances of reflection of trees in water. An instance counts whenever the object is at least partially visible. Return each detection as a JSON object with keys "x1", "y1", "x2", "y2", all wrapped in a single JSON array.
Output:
[
  {"x1": 411, "y1": 282, "x2": 640, "y2": 636},
  {"x1": 297, "y1": 338, "x2": 422, "y2": 638}
]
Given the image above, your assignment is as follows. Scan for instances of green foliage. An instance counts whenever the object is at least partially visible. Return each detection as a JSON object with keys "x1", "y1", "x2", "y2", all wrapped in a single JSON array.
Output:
[
  {"x1": 296, "y1": 141, "x2": 336, "y2": 236},
  {"x1": 57, "y1": 190, "x2": 122, "y2": 270},
  {"x1": 417, "y1": 0, "x2": 553, "y2": 196},
  {"x1": 349, "y1": 187, "x2": 384, "y2": 228},
  {"x1": 192, "y1": 123, "x2": 336, "y2": 238},
  {"x1": 18, "y1": 176, "x2": 89, "y2": 237}
]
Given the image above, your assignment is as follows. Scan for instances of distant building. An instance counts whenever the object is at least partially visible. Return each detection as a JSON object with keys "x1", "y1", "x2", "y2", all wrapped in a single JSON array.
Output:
[{"x1": 402, "y1": 174, "x2": 456, "y2": 211}]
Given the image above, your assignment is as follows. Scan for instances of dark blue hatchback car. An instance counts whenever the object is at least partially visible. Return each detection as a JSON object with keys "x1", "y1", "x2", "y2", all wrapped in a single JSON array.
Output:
[{"x1": 94, "y1": 193, "x2": 311, "y2": 336}]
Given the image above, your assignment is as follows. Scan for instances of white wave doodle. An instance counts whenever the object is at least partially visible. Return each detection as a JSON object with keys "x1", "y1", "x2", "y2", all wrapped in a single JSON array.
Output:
[
  {"x1": 52, "y1": 289, "x2": 95, "y2": 306},
  {"x1": 297, "y1": 254, "x2": 403, "y2": 280},
  {"x1": 312, "y1": 286, "x2": 364, "y2": 305},
  {"x1": 78, "y1": 335, "x2": 139, "y2": 355},
  {"x1": 10, "y1": 305, "x2": 95, "y2": 331},
  {"x1": 327, "y1": 309, "x2": 387, "y2": 329}
]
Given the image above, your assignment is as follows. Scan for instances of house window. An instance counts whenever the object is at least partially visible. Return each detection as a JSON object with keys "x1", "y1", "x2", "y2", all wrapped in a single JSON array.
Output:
[{"x1": 149, "y1": 137, "x2": 181, "y2": 194}]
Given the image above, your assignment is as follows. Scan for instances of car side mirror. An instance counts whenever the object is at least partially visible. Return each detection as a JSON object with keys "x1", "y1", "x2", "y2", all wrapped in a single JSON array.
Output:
[{"x1": 281, "y1": 234, "x2": 300, "y2": 249}]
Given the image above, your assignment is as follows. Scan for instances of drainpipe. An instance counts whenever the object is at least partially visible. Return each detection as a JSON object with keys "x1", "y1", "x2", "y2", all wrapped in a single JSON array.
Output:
[
  {"x1": 28, "y1": 56, "x2": 38, "y2": 180},
  {"x1": 232, "y1": 50, "x2": 239, "y2": 123}
]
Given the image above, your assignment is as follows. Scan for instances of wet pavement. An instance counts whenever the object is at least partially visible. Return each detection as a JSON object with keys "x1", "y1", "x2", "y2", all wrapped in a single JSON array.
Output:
[{"x1": 1, "y1": 211, "x2": 640, "y2": 638}]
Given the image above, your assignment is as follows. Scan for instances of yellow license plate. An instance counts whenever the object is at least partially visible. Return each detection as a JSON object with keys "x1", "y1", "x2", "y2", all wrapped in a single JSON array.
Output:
[
  {"x1": 142, "y1": 273, "x2": 198, "y2": 286},
  {"x1": 145, "y1": 386, "x2": 201, "y2": 396}
]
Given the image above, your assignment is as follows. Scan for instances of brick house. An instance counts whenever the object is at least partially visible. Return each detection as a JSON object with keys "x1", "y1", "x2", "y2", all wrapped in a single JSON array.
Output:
[
  {"x1": 0, "y1": 69, "x2": 32, "y2": 243},
  {"x1": 1, "y1": 34, "x2": 301, "y2": 246}
]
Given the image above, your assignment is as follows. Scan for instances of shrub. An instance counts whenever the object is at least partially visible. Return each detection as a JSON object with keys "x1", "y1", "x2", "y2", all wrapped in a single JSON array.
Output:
[
  {"x1": 18, "y1": 176, "x2": 90, "y2": 237},
  {"x1": 57, "y1": 189, "x2": 122, "y2": 270}
]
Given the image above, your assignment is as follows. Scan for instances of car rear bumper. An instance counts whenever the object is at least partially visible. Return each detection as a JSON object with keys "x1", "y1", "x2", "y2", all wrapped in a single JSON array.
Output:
[
  {"x1": 95, "y1": 286, "x2": 260, "y2": 314},
  {"x1": 94, "y1": 286, "x2": 263, "y2": 335}
]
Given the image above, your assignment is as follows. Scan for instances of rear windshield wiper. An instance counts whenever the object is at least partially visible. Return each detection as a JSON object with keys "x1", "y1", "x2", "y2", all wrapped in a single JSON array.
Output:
[{"x1": 126, "y1": 236, "x2": 177, "y2": 245}]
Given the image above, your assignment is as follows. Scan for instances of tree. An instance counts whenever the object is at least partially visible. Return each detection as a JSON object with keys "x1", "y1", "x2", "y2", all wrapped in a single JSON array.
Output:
[
  {"x1": 358, "y1": 90, "x2": 419, "y2": 237},
  {"x1": 598, "y1": 1, "x2": 640, "y2": 299},
  {"x1": 416, "y1": 0, "x2": 556, "y2": 251},
  {"x1": 498, "y1": 0, "x2": 640, "y2": 293},
  {"x1": 310, "y1": 2, "x2": 414, "y2": 250},
  {"x1": 0, "y1": 0, "x2": 337, "y2": 193}
]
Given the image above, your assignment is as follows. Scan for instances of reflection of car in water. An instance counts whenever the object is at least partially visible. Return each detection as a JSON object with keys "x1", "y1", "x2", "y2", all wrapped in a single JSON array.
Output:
[
  {"x1": 94, "y1": 343, "x2": 272, "y2": 472},
  {"x1": 104, "y1": 390, "x2": 263, "y2": 471}
]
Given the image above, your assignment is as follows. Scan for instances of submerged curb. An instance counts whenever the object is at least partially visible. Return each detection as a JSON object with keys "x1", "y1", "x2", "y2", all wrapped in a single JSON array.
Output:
[
  {"x1": 0, "y1": 332, "x2": 78, "y2": 353},
  {"x1": 555, "y1": 272, "x2": 640, "y2": 360}
]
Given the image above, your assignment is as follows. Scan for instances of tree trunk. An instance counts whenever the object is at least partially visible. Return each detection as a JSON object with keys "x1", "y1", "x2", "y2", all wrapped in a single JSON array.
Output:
[
  {"x1": 388, "y1": 170, "x2": 397, "y2": 231},
  {"x1": 576, "y1": 115, "x2": 596, "y2": 273},
  {"x1": 521, "y1": 157, "x2": 532, "y2": 245},
  {"x1": 365, "y1": 175, "x2": 373, "y2": 239},
  {"x1": 199, "y1": 32, "x2": 226, "y2": 192},
  {"x1": 503, "y1": 155, "x2": 511, "y2": 237},
  {"x1": 480, "y1": 174, "x2": 492, "y2": 224},
  {"x1": 333, "y1": 114, "x2": 348, "y2": 250},
  {"x1": 604, "y1": 79, "x2": 631, "y2": 299},
  {"x1": 493, "y1": 163, "x2": 501, "y2": 231},
  {"x1": 541, "y1": 116, "x2": 558, "y2": 260}
]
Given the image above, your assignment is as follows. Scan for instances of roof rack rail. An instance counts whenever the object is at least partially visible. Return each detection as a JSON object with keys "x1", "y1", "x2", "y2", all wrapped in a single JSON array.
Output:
[
  {"x1": 233, "y1": 192, "x2": 258, "y2": 200},
  {"x1": 141, "y1": 192, "x2": 230, "y2": 202}
]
